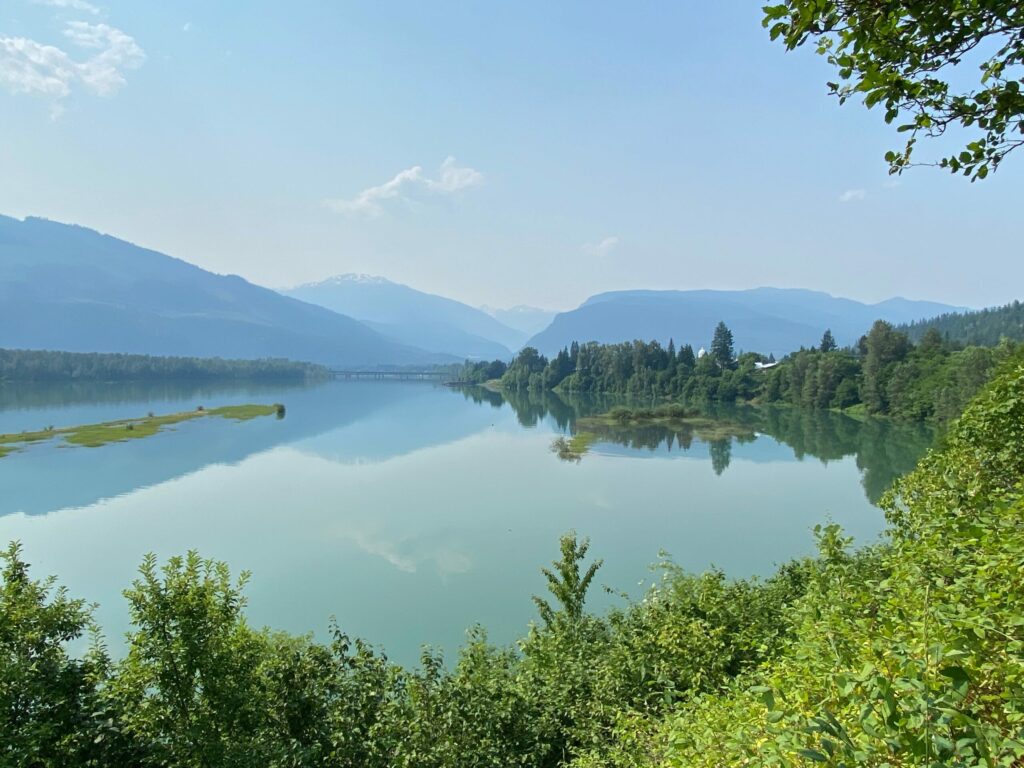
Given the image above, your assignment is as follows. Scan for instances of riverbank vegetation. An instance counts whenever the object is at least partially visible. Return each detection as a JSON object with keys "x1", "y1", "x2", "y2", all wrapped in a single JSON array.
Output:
[
  {"x1": 472, "y1": 319, "x2": 1020, "y2": 423},
  {"x1": 0, "y1": 348, "x2": 329, "y2": 383},
  {"x1": 3, "y1": 356, "x2": 1022, "y2": 766},
  {"x1": 0, "y1": 404, "x2": 283, "y2": 459}
]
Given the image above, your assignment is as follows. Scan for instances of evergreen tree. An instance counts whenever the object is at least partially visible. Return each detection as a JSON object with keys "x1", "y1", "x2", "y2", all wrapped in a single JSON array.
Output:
[
  {"x1": 819, "y1": 329, "x2": 837, "y2": 353},
  {"x1": 710, "y1": 322, "x2": 735, "y2": 369},
  {"x1": 861, "y1": 320, "x2": 912, "y2": 413},
  {"x1": 678, "y1": 344, "x2": 696, "y2": 368}
]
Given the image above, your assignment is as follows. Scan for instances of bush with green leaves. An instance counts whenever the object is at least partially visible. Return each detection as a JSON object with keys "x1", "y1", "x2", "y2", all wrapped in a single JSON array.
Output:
[
  {"x1": 590, "y1": 354, "x2": 1024, "y2": 767},
  {"x1": 0, "y1": 543, "x2": 114, "y2": 767},
  {"x1": 3, "y1": 357, "x2": 1022, "y2": 766}
]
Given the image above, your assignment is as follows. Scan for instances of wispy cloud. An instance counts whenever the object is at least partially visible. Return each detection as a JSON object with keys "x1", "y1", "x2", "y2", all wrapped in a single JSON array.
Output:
[
  {"x1": 839, "y1": 188, "x2": 867, "y2": 203},
  {"x1": 32, "y1": 0, "x2": 100, "y2": 15},
  {"x1": 325, "y1": 156, "x2": 483, "y2": 216},
  {"x1": 182, "y1": 22, "x2": 191, "y2": 32},
  {"x1": 582, "y1": 235, "x2": 620, "y2": 256},
  {"x1": 0, "y1": 20, "x2": 144, "y2": 116}
]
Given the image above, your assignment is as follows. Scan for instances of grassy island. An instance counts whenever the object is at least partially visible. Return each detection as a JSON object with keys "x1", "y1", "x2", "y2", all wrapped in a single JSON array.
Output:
[{"x1": 0, "y1": 403, "x2": 284, "y2": 458}]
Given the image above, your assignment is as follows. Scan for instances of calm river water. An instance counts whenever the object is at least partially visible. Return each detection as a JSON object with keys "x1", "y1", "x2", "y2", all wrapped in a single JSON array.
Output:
[{"x1": 0, "y1": 380, "x2": 935, "y2": 665}]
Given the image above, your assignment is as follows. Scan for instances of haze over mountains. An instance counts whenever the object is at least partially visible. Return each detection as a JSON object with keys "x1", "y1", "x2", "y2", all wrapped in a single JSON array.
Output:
[
  {"x1": 480, "y1": 305, "x2": 558, "y2": 338},
  {"x1": 525, "y1": 289, "x2": 965, "y2": 358},
  {"x1": 284, "y1": 275, "x2": 527, "y2": 360},
  {"x1": 0, "y1": 215, "x2": 972, "y2": 367},
  {"x1": 0, "y1": 216, "x2": 441, "y2": 368}
]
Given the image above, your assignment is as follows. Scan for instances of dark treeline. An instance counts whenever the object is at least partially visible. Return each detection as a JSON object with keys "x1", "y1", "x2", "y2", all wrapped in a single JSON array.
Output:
[
  {"x1": 0, "y1": 348, "x2": 330, "y2": 383},
  {"x1": 461, "y1": 320, "x2": 1018, "y2": 421},
  {"x1": 3, "y1": 358, "x2": 1024, "y2": 766},
  {"x1": 898, "y1": 299, "x2": 1024, "y2": 347}
]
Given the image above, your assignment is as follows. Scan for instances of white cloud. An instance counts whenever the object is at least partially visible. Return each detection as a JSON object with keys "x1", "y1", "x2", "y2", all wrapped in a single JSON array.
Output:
[
  {"x1": 325, "y1": 156, "x2": 483, "y2": 216},
  {"x1": 32, "y1": 0, "x2": 100, "y2": 15},
  {"x1": 839, "y1": 188, "x2": 867, "y2": 203},
  {"x1": 0, "y1": 21, "x2": 144, "y2": 115},
  {"x1": 582, "y1": 235, "x2": 620, "y2": 256},
  {"x1": 427, "y1": 156, "x2": 484, "y2": 193}
]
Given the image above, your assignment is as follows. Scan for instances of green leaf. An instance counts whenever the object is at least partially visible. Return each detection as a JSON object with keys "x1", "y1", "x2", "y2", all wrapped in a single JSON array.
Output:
[{"x1": 798, "y1": 748, "x2": 828, "y2": 762}]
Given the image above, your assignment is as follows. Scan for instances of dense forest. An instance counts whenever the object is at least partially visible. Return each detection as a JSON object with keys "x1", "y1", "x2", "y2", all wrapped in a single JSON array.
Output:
[
  {"x1": 3, "y1": 354, "x2": 1022, "y2": 766},
  {"x1": 898, "y1": 300, "x2": 1024, "y2": 347},
  {"x1": 460, "y1": 320, "x2": 1019, "y2": 421},
  {"x1": 0, "y1": 348, "x2": 330, "y2": 383}
]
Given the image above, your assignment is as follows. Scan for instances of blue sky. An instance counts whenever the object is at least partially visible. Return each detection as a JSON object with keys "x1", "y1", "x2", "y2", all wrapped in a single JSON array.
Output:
[{"x1": 2, "y1": 1, "x2": 1021, "y2": 311}]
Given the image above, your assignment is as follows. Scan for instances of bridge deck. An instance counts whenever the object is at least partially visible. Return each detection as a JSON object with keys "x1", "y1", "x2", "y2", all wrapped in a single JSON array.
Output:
[{"x1": 329, "y1": 370, "x2": 451, "y2": 380}]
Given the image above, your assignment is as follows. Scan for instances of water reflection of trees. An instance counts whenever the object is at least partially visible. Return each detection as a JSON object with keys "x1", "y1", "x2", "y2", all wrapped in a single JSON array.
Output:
[
  {"x1": 484, "y1": 387, "x2": 937, "y2": 504},
  {"x1": 498, "y1": 388, "x2": 577, "y2": 430},
  {"x1": 0, "y1": 380, "x2": 309, "y2": 412}
]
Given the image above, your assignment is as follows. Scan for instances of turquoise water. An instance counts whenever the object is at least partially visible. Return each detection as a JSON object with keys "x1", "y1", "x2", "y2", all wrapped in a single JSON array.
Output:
[{"x1": 0, "y1": 381, "x2": 934, "y2": 665}]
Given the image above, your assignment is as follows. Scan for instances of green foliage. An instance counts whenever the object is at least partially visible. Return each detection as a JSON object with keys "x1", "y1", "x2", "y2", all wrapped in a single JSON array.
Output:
[
  {"x1": 763, "y1": 0, "x2": 1024, "y2": 180},
  {"x1": 109, "y1": 552, "x2": 273, "y2": 766},
  {"x1": 607, "y1": 354, "x2": 1024, "y2": 767},
  {"x1": 819, "y1": 328, "x2": 837, "y2": 353},
  {"x1": 0, "y1": 348, "x2": 328, "y2": 383},
  {"x1": 485, "y1": 319, "x2": 1014, "y2": 423},
  {"x1": 710, "y1": 321, "x2": 735, "y2": 369},
  {"x1": 2, "y1": 361, "x2": 1021, "y2": 766},
  {"x1": 457, "y1": 358, "x2": 509, "y2": 385},
  {"x1": 0, "y1": 542, "x2": 112, "y2": 767},
  {"x1": 532, "y1": 533, "x2": 603, "y2": 628},
  {"x1": 502, "y1": 347, "x2": 549, "y2": 391},
  {"x1": 900, "y1": 299, "x2": 1024, "y2": 347},
  {"x1": 861, "y1": 320, "x2": 912, "y2": 413}
]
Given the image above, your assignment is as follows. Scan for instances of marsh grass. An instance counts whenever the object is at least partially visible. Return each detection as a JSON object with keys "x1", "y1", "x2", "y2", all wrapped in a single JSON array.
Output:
[{"x1": 0, "y1": 404, "x2": 282, "y2": 457}]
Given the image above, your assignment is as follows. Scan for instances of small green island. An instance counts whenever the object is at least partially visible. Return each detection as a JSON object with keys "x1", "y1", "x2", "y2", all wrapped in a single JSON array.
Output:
[{"x1": 0, "y1": 404, "x2": 285, "y2": 459}]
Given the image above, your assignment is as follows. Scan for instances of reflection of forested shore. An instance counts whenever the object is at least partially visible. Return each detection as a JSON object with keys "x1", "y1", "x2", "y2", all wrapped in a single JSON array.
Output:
[
  {"x1": 1, "y1": 382, "x2": 492, "y2": 517},
  {"x1": 473, "y1": 386, "x2": 936, "y2": 503},
  {"x1": 0, "y1": 380, "x2": 310, "y2": 413}
]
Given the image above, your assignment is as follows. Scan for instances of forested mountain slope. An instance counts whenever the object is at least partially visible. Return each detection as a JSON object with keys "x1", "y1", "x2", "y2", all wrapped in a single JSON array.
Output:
[
  {"x1": 0, "y1": 216, "x2": 441, "y2": 368},
  {"x1": 899, "y1": 299, "x2": 1024, "y2": 346}
]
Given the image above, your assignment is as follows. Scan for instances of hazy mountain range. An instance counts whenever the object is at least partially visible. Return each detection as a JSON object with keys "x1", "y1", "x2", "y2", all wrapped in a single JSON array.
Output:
[
  {"x1": 525, "y1": 289, "x2": 965, "y2": 358},
  {"x1": 284, "y1": 274, "x2": 527, "y2": 359},
  {"x1": 0, "y1": 216, "x2": 439, "y2": 368},
  {"x1": 0, "y1": 216, "x2": 971, "y2": 367},
  {"x1": 480, "y1": 305, "x2": 558, "y2": 337}
]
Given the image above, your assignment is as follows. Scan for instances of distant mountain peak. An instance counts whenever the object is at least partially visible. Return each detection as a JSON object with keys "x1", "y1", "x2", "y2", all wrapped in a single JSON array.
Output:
[
  {"x1": 481, "y1": 303, "x2": 558, "y2": 315},
  {"x1": 284, "y1": 273, "x2": 529, "y2": 358},
  {"x1": 297, "y1": 273, "x2": 395, "y2": 288}
]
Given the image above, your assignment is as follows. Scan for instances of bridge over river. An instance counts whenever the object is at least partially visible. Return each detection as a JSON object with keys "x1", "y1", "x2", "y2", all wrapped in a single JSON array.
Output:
[{"x1": 329, "y1": 370, "x2": 452, "y2": 381}]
